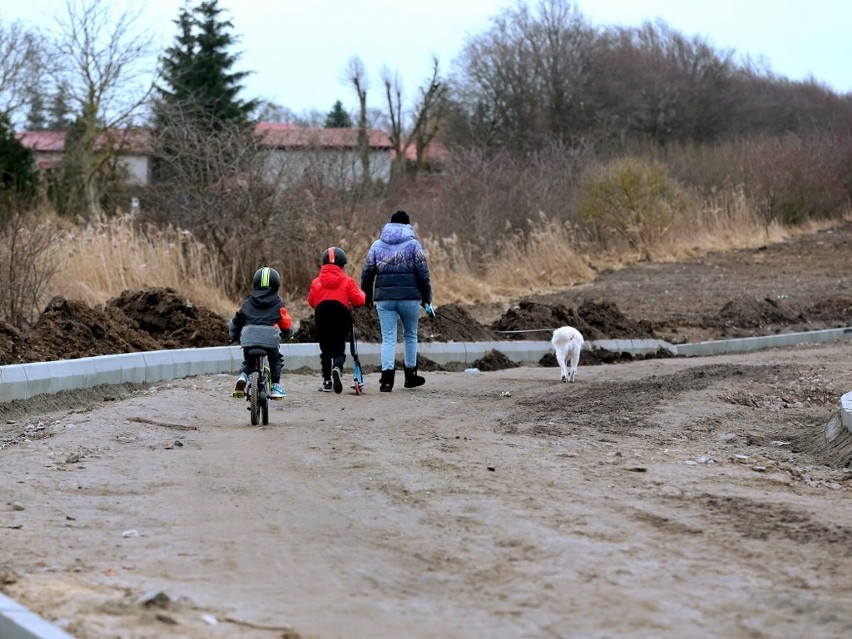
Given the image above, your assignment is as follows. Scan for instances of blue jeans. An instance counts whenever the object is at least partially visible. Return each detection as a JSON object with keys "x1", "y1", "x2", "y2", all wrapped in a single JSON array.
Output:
[{"x1": 376, "y1": 300, "x2": 420, "y2": 371}]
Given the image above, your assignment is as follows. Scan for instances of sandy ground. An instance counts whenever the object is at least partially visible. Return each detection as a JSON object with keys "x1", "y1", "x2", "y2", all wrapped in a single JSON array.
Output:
[{"x1": 2, "y1": 341, "x2": 852, "y2": 639}]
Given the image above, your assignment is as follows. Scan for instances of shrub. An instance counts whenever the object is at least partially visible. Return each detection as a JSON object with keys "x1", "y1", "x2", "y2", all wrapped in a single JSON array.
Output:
[
  {"x1": 578, "y1": 157, "x2": 691, "y2": 259},
  {"x1": 738, "y1": 135, "x2": 849, "y2": 225},
  {"x1": 0, "y1": 206, "x2": 59, "y2": 329}
]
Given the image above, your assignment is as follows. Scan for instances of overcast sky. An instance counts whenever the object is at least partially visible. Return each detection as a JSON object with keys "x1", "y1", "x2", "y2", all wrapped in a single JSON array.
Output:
[{"x1": 4, "y1": 0, "x2": 851, "y2": 116}]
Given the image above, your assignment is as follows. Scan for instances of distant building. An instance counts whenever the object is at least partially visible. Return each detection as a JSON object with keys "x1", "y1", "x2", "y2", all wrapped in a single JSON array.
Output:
[
  {"x1": 255, "y1": 123, "x2": 393, "y2": 187},
  {"x1": 16, "y1": 129, "x2": 153, "y2": 185},
  {"x1": 16, "y1": 124, "x2": 397, "y2": 188}
]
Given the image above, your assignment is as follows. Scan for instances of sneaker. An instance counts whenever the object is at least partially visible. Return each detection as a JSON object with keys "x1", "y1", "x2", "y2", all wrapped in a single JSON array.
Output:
[
  {"x1": 332, "y1": 367, "x2": 343, "y2": 394},
  {"x1": 270, "y1": 383, "x2": 286, "y2": 400},
  {"x1": 320, "y1": 379, "x2": 333, "y2": 392},
  {"x1": 233, "y1": 372, "x2": 248, "y2": 397}
]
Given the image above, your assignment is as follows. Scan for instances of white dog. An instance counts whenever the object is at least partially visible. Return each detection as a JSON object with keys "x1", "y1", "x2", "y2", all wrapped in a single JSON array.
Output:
[{"x1": 551, "y1": 326, "x2": 584, "y2": 383}]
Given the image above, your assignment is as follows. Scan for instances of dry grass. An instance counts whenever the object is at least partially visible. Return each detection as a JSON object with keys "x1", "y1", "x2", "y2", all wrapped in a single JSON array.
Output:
[
  {"x1": 420, "y1": 189, "x2": 844, "y2": 306},
  {"x1": 33, "y1": 187, "x2": 850, "y2": 317},
  {"x1": 48, "y1": 214, "x2": 238, "y2": 316},
  {"x1": 422, "y1": 213, "x2": 595, "y2": 304}
]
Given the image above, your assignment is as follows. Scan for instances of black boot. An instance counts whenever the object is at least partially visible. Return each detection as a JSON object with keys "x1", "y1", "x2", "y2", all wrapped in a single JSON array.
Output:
[
  {"x1": 403, "y1": 365, "x2": 425, "y2": 388},
  {"x1": 379, "y1": 369, "x2": 395, "y2": 393}
]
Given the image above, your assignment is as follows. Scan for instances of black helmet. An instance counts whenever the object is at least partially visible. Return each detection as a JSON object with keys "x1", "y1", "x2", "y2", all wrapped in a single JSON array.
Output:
[
  {"x1": 322, "y1": 247, "x2": 347, "y2": 267},
  {"x1": 252, "y1": 266, "x2": 281, "y2": 291}
]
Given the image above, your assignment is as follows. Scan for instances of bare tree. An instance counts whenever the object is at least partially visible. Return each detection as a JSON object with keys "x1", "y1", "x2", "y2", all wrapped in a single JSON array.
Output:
[
  {"x1": 345, "y1": 56, "x2": 371, "y2": 188},
  {"x1": 453, "y1": 0, "x2": 595, "y2": 152},
  {"x1": 0, "y1": 19, "x2": 45, "y2": 125},
  {"x1": 383, "y1": 57, "x2": 447, "y2": 182},
  {"x1": 46, "y1": 0, "x2": 157, "y2": 219},
  {"x1": 147, "y1": 103, "x2": 335, "y2": 295},
  {"x1": 593, "y1": 20, "x2": 736, "y2": 144}
]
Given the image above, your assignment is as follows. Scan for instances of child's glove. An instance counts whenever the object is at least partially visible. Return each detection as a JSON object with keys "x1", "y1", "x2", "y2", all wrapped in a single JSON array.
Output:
[{"x1": 422, "y1": 303, "x2": 435, "y2": 318}]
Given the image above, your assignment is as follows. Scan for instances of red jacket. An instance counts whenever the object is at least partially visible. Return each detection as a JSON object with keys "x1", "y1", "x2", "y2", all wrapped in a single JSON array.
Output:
[{"x1": 308, "y1": 264, "x2": 367, "y2": 309}]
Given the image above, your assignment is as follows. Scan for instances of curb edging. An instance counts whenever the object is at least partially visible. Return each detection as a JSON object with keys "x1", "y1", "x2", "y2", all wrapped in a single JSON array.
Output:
[{"x1": 0, "y1": 593, "x2": 75, "y2": 639}]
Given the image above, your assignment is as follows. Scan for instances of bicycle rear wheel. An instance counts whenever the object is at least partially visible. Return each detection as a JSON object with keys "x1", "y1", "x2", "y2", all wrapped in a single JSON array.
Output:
[
  {"x1": 249, "y1": 371, "x2": 260, "y2": 425},
  {"x1": 261, "y1": 378, "x2": 269, "y2": 425},
  {"x1": 261, "y1": 359, "x2": 270, "y2": 425}
]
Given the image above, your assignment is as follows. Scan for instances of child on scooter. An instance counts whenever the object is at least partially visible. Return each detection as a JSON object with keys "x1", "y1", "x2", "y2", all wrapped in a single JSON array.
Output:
[
  {"x1": 229, "y1": 266, "x2": 293, "y2": 399},
  {"x1": 307, "y1": 247, "x2": 366, "y2": 393}
]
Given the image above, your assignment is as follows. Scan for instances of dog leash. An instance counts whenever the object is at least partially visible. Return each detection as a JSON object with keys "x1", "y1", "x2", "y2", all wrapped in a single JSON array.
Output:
[{"x1": 492, "y1": 328, "x2": 557, "y2": 334}]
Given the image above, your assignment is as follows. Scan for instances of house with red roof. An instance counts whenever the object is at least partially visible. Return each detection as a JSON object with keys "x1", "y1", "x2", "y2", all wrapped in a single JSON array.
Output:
[
  {"x1": 16, "y1": 129, "x2": 153, "y2": 185},
  {"x1": 255, "y1": 122, "x2": 393, "y2": 186},
  {"x1": 16, "y1": 124, "x2": 395, "y2": 188}
]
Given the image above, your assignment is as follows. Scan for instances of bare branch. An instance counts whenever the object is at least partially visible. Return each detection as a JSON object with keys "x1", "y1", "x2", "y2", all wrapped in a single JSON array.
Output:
[
  {"x1": 0, "y1": 20, "x2": 46, "y2": 122},
  {"x1": 45, "y1": 0, "x2": 159, "y2": 218}
]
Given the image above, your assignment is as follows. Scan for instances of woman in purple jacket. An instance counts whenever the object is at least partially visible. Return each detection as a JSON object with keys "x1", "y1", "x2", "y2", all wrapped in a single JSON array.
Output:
[{"x1": 361, "y1": 210, "x2": 433, "y2": 392}]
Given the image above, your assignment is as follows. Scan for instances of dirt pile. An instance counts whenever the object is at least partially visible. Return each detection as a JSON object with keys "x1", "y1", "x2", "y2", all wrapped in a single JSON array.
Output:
[
  {"x1": 294, "y1": 303, "x2": 499, "y2": 344},
  {"x1": 422, "y1": 304, "x2": 500, "y2": 342},
  {"x1": 0, "y1": 321, "x2": 39, "y2": 366},
  {"x1": 802, "y1": 295, "x2": 852, "y2": 324},
  {"x1": 472, "y1": 349, "x2": 519, "y2": 371},
  {"x1": 717, "y1": 295, "x2": 804, "y2": 334},
  {"x1": 712, "y1": 294, "x2": 852, "y2": 338},
  {"x1": 0, "y1": 288, "x2": 229, "y2": 365},
  {"x1": 3, "y1": 278, "x2": 851, "y2": 367},
  {"x1": 109, "y1": 288, "x2": 228, "y2": 348},
  {"x1": 491, "y1": 299, "x2": 655, "y2": 340}
]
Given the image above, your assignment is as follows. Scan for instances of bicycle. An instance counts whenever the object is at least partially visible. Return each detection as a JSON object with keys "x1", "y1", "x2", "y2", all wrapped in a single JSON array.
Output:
[{"x1": 236, "y1": 347, "x2": 274, "y2": 426}]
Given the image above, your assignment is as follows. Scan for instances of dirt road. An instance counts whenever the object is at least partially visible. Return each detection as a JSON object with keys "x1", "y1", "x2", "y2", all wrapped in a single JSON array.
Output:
[{"x1": 2, "y1": 341, "x2": 852, "y2": 638}]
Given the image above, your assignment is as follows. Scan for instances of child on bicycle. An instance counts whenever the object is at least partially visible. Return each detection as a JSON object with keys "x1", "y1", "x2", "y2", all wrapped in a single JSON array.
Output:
[
  {"x1": 307, "y1": 247, "x2": 366, "y2": 393},
  {"x1": 229, "y1": 266, "x2": 293, "y2": 399}
]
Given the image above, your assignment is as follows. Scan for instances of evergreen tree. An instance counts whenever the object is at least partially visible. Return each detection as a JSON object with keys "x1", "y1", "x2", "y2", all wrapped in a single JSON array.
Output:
[
  {"x1": 24, "y1": 91, "x2": 47, "y2": 131},
  {"x1": 156, "y1": 5, "x2": 197, "y2": 110},
  {"x1": 324, "y1": 100, "x2": 352, "y2": 128},
  {"x1": 47, "y1": 84, "x2": 73, "y2": 131},
  {"x1": 0, "y1": 115, "x2": 38, "y2": 206},
  {"x1": 155, "y1": 0, "x2": 258, "y2": 131}
]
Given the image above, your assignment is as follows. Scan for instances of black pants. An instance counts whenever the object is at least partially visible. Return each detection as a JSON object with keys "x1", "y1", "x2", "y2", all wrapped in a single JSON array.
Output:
[
  {"x1": 314, "y1": 301, "x2": 351, "y2": 380},
  {"x1": 240, "y1": 346, "x2": 282, "y2": 384}
]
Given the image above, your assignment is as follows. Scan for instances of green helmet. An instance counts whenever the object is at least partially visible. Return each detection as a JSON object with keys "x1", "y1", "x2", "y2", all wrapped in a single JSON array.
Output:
[{"x1": 252, "y1": 267, "x2": 280, "y2": 291}]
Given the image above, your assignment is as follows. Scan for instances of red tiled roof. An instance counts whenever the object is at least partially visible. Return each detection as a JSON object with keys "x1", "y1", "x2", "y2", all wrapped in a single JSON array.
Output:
[
  {"x1": 17, "y1": 124, "x2": 393, "y2": 154},
  {"x1": 16, "y1": 130, "x2": 65, "y2": 152},
  {"x1": 16, "y1": 129, "x2": 153, "y2": 154},
  {"x1": 255, "y1": 123, "x2": 392, "y2": 150}
]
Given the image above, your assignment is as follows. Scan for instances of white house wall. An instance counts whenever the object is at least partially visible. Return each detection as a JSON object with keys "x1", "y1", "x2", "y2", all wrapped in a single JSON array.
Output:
[
  {"x1": 118, "y1": 154, "x2": 150, "y2": 185},
  {"x1": 260, "y1": 148, "x2": 391, "y2": 188}
]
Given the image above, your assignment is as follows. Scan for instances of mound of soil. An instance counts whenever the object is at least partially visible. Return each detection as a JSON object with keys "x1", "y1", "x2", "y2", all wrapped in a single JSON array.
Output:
[
  {"x1": 0, "y1": 288, "x2": 229, "y2": 364},
  {"x1": 0, "y1": 321, "x2": 39, "y2": 365},
  {"x1": 802, "y1": 295, "x2": 852, "y2": 323},
  {"x1": 423, "y1": 304, "x2": 500, "y2": 342},
  {"x1": 28, "y1": 297, "x2": 164, "y2": 361},
  {"x1": 491, "y1": 299, "x2": 655, "y2": 341},
  {"x1": 108, "y1": 288, "x2": 228, "y2": 348},
  {"x1": 292, "y1": 305, "x2": 382, "y2": 344},
  {"x1": 717, "y1": 295, "x2": 805, "y2": 335},
  {"x1": 4, "y1": 221, "x2": 852, "y2": 366},
  {"x1": 471, "y1": 349, "x2": 519, "y2": 372},
  {"x1": 294, "y1": 303, "x2": 498, "y2": 345}
]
